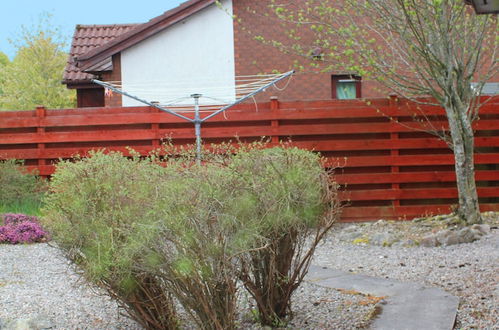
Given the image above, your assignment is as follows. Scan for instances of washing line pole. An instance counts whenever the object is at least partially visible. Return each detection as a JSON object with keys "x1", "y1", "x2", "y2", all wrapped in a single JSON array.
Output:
[
  {"x1": 191, "y1": 93, "x2": 202, "y2": 163},
  {"x1": 91, "y1": 70, "x2": 294, "y2": 162}
]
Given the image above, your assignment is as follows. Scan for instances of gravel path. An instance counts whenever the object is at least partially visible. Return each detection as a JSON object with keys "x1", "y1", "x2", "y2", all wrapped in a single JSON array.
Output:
[{"x1": 1, "y1": 221, "x2": 497, "y2": 329}]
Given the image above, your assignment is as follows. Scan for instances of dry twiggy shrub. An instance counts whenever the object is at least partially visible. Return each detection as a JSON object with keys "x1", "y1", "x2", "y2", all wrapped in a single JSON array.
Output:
[
  {"x1": 229, "y1": 147, "x2": 341, "y2": 326},
  {"x1": 43, "y1": 151, "x2": 178, "y2": 329},
  {"x1": 43, "y1": 144, "x2": 340, "y2": 329}
]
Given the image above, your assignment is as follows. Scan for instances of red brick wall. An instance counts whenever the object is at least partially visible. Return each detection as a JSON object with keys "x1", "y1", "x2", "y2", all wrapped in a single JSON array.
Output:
[
  {"x1": 232, "y1": 0, "x2": 499, "y2": 102},
  {"x1": 101, "y1": 54, "x2": 123, "y2": 107},
  {"x1": 232, "y1": 0, "x2": 385, "y2": 101}
]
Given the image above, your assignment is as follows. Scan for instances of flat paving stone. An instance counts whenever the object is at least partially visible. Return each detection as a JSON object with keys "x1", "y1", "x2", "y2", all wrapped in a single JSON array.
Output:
[{"x1": 306, "y1": 265, "x2": 459, "y2": 330}]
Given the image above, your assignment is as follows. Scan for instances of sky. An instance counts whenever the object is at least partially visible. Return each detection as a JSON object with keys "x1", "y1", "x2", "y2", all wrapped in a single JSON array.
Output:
[{"x1": 0, "y1": 0, "x2": 185, "y2": 60}]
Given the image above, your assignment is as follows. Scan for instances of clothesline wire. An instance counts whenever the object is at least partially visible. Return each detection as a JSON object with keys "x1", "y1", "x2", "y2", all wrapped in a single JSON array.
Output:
[
  {"x1": 100, "y1": 71, "x2": 293, "y2": 114},
  {"x1": 105, "y1": 92, "x2": 260, "y2": 106},
  {"x1": 272, "y1": 73, "x2": 293, "y2": 91},
  {"x1": 107, "y1": 73, "x2": 283, "y2": 84},
  {"x1": 106, "y1": 81, "x2": 277, "y2": 94},
  {"x1": 105, "y1": 88, "x2": 270, "y2": 96},
  {"x1": 102, "y1": 74, "x2": 291, "y2": 107},
  {"x1": 108, "y1": 79, "x2": 280, "y2": 91},
  {"x1": 105, "y1": 74, "x2": 287, "y2": 88}
]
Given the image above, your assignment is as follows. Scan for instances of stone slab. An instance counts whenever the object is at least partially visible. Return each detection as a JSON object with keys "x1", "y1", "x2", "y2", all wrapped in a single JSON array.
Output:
[{"x1": 305, "y1": 265, "x2": 459, "y2": 330}]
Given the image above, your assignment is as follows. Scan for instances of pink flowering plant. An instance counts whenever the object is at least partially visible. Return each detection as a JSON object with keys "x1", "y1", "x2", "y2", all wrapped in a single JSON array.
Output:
[
  {"x1": 0, "y1": 213, "x2": 49, "y2": 244},
  {"x1": 3, "y1": 213, "x2": 39, "y2": 225}
]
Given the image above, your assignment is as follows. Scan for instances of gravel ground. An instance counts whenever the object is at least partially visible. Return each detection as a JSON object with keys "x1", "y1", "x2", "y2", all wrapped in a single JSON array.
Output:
[
  {"x1": 239, "y1": 282, "x2": 378, "y2": 329},
  {"x1": 0, "y1": 243, "x2": 141, "y2": 329},
  {"x1": 314, "y1": 217, "x2": 499, "y2": 330},
  {"x1": 0, "y1": 242, "x2": 377, "y2": 329},
  {"x1": 1, "y1": 216, "x2": 497, "y2": 329}
]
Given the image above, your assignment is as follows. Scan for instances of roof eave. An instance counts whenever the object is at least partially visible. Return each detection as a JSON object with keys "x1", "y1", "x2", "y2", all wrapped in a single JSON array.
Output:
[{"x1": 63, "y1": 80, "x2": 97, "y2": 87}]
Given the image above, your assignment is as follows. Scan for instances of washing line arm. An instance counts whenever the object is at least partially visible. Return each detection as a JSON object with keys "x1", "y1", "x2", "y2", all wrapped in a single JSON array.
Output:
[
  {"x1": 91, "y1": 79, "x2": 194, "y2": 123},
  {"x1": 201, "y1": 70, "x2": 294, "y2": 122}
]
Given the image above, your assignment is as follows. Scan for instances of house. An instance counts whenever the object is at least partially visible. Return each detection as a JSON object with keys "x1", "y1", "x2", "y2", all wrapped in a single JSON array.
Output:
[
  {"x1": 63, "y1": 24, "x2": 138, "y2": 107},
  {"x1": 63, "y1": 0, "x2": 498, "y2": 108},
  {"x1": 63, "y1": 0, "x2": 373, "y2": 108}
]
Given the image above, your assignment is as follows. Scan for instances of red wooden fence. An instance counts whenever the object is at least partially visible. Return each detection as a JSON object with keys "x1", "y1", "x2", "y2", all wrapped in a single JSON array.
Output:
[{"x1": 1, "y1": 96, "x2": 498, "y2": 221}]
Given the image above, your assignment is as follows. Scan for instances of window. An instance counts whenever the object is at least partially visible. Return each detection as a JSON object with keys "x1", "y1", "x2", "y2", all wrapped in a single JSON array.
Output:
[
  {"x1": 471, "y1": 82, "x2": 499, "y2": 95},
  {"x1": 332, "y1": 75, "x2": 361, "y2": 99}
]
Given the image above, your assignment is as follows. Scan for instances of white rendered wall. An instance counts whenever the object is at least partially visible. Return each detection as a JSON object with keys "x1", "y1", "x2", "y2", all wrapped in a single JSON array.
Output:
[{"x1": 121, "y1": 0, "x2": 235, "y2": 107}]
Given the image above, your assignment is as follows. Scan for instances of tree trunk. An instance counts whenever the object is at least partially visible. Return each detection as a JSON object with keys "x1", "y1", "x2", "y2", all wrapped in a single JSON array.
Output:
[{"x1": 445, "y1": 106, "x2": 482, "y2": 225}]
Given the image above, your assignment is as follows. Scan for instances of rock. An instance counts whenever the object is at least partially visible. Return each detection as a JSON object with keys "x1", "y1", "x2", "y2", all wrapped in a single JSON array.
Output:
[
  {"x1": 404, "y1": 239, "x2": 416, "y2": 247},
  {"x1": 444, "y1": 232, "x2": 460, "y2": 246},
  {"x1": 422, "y1": 226, "x2": 486, "y2": 247},
  {"x1": 421, "y1": 234, "x2": 439, "y2": 247},
  {"x1": 343, "y1": 225, "x2": 359, "y2": 232},
  {"x1": 1, "y1": 317, "x2": 54, "y2": 330},
  {"x1": 2, "y1": 319, "x2": 30, "y2": 330},
  {"x1": 470, "y1": 224, "x2": 490, "y2": 235},
  {"x1": 434, "y1": 229, "x2": 462, "y2": 246},
  {"x1": 372, "y1": 220, "x2": 389, "y2": 228},
  {"x1": 370, "y1": 232, "x2": 399, "y2": 247},
  {"x1": 340, "y1": 230, "x2": 363, "y2": 242},
  {"x1": 457, "y1": 227, "x2": 482, "y2": 244},
  {"x1": 435, "y1": 229, "x2": 452, "y2": 245},
  {"x1": 472, "y1": 228, "x2": 484, "y2": 239},
  {"x1": 392, "y1": 239, "x2": 416, "y2": 247}
]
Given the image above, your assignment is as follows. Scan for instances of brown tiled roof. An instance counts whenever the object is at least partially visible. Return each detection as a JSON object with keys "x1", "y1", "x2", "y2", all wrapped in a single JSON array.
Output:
[
  {"x1": 76, "y1": 0, "x2": 215, "y2": 71},
  {"x1": 63, "y1": 24, "x2": 138, "y2": 84}
]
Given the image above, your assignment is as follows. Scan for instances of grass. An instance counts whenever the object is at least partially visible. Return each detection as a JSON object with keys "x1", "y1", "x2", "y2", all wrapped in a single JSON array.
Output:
[{"x1": 0, "y1": 199, "x2": 43, "y2": 218}]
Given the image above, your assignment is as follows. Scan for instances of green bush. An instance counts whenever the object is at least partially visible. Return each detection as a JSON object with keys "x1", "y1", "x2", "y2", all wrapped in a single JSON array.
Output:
[
  {"x1": 229, "y1": 147, "x2": 340, "y2": 326},
  {"x1": 43, "y1": 151, "x2": 178, "y2": 329},
  {"x1": 43, "y1": 145, "x2": 340, "y2": 329},
  {"x1": 0, "y1": 159, "x2": 46, "y2": 211},
  {"x1": 148, "y1": 162, "x2": 252, "y2": 330}
]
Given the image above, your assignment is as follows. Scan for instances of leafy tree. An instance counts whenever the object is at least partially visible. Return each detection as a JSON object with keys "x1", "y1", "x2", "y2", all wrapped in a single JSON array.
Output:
[
  {"x1": 247, "y1": 0, "x2": 498, "y2": 225},
  {"x1": 0, "y1": 51, "x2": 9, "y2": 97},
  {"x1": 0, "y1": 51, "x2": 9, "y2": 67},
  {"x1": 0, "y1": 15, "x2": 75, "y2": 110}
]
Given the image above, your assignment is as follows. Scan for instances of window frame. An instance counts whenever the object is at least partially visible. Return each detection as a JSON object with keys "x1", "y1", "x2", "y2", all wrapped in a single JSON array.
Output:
[{"x1": 331, "y1": 74, "x2": 362, "y2": 99}]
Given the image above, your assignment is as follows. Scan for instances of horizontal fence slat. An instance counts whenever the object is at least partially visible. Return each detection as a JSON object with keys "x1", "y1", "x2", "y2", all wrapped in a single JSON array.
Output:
[
  {"x1": 293, "y1": 137, "x2": 499, "y2": 152},
  {"x1": 335, "y1": 170, "x2": 499, "y2": 185},
  {"x1": 341, "y1": 187, "x2": 499, "y2": 201},
  {"x1": 0, "y1": 130, "x2": 157, "y2": 144},
  {"x1": 0, "y1": 146, "x2": 155, "y2": 160},
  {"x1": 325, "y1": 153, "x2": 499, "y2": 167}
]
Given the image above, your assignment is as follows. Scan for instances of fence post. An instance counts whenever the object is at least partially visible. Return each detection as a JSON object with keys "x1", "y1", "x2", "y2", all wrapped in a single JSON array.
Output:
[
  {"x1": 150, "y1": 103, "x2": 160, "y2": 149},
  {"x1": 35, "y1": 106, "x2": 47, "y2": 177},
  {"x1": 389, "y1": 94, "x2": 400, "y2": 209},
  {"x1": 270, "y1": 96, "x2": 279, "y2": 144}
]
